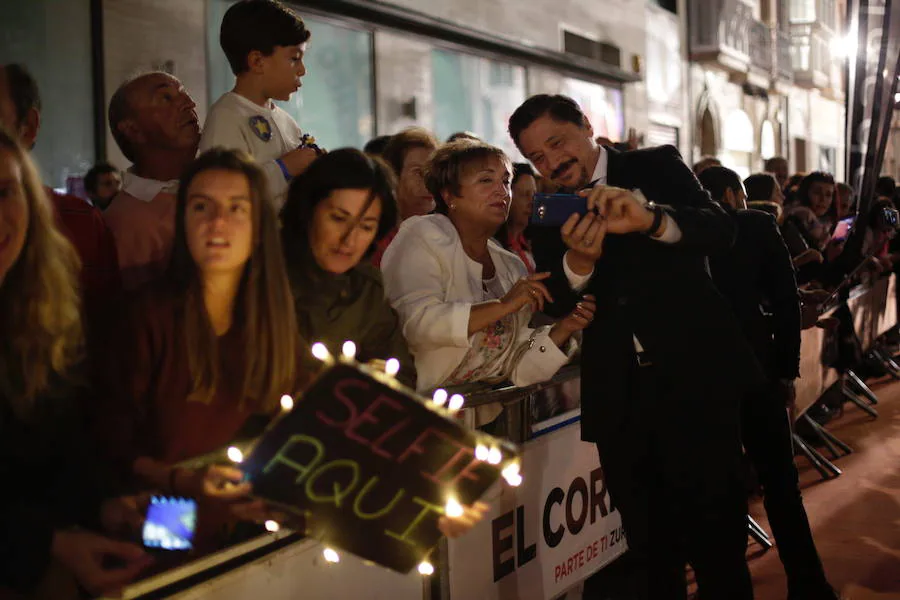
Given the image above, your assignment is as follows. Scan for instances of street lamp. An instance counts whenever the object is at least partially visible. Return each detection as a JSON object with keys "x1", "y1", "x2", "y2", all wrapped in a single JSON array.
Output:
[{"x1": 830, "y1": 33, "x2": 857, "y2": 61}]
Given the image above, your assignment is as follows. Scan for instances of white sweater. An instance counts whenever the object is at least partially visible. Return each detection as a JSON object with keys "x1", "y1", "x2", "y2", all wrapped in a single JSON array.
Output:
[{"x1": 381, "y1": 214, "x2": 570, "y2": 394}]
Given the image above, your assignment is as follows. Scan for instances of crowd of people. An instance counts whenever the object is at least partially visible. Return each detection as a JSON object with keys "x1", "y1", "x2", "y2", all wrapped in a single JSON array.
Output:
[{"x1": 1, "y1": 0, "x2": 898, "y2": 598}]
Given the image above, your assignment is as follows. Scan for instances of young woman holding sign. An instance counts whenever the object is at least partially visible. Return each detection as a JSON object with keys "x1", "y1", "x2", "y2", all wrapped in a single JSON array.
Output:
[
  {"x1": 92, "y1": 148, "x2": 299, "y2": 533},
  {"x1": 93, "y1": 148, "x2": 481, "y2": 547}
]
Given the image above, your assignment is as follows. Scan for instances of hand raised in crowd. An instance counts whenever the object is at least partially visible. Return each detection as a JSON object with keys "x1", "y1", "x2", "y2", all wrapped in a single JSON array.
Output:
[
  {"x1": 549, "y1": 295, "x2": 596, "y2": 348},
  {"x1": 624, "y1": 127, "x2": 640, "y2": 151},
  {"x1": 280, "y1": 146, "x2": 321, "y2": 177},
  {"x1": 438, "y1": 501, "x2": 490, "y2": 538},
  {"x1": 793, "y1": 248, "x2": 825, "y2": 268},
  {"x1": 100, "y1": 493, "x2": 152, "y2": 538},
  {"x1": 561, "y1": 211, "x2": 608, "y2": 275},
  {"x1": 172, "y1": 464, "x2": 275, "y2": 523},
  {"x1": 51, "y1": 529, "x2": 152, "y2": 597},
  {"x1": 579, "y1": 185, "x2": 658, "y2": 236},
  {"x1": 500, "y1": 272, "x2": 553, "y2": 313}
]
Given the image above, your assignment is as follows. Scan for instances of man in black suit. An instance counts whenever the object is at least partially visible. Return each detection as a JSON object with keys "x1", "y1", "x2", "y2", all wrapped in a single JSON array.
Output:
[
  {"x1": 508, "y1": 95, "x2": 763, "y2": 600},
  {"x1": 699, "y1": 167, "x2": 838, "y2": 600}
]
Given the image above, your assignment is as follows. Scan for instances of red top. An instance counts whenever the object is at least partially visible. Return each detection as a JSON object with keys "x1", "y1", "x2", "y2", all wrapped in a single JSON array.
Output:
[
  {"x1": 507, "y1": 234, "x2": 536, "y2": 274},
  {"x1": 48, "y1": 189, "x2": 121, "y2": 304},
  {"x1": 92, "y1": 282, "x2": 270, "y2": 473},
  {"x1": 370, "y1": 226, "x2": 399, "y2": 268}
]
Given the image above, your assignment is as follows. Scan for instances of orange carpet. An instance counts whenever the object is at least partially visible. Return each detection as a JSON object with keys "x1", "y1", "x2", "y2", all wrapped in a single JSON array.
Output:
[{"x1": 746, "y1": 377, "x2": 900, "y2": 599}]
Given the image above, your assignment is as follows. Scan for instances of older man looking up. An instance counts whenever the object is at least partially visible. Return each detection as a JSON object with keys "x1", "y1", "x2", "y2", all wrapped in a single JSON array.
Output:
[{"x1": 104, "y1": 72, "x2": 200, "y2": 290}]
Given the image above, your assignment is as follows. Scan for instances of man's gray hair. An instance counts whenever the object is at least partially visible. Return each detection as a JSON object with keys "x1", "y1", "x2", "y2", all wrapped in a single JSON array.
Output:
[{"x1": 107, "y1": 70, "x2": 168, "y2": 163}]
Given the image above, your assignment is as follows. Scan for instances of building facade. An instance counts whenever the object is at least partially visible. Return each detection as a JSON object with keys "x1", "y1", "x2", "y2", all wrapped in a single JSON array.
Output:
[
  {"x1": 104, "y1": 0, "x2": 687, "y2": 166},
  {"x1": 2, "y1": 0, "x2": 698, "y2": 184},
  {"x1": 687, "y1": 0, "x2": 848, "y2": 181}
]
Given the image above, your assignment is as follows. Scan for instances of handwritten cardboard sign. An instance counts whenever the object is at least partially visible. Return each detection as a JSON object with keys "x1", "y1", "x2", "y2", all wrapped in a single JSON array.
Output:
[{"x1": 242, "y1": 362, "x2": 518, "y2": 573}]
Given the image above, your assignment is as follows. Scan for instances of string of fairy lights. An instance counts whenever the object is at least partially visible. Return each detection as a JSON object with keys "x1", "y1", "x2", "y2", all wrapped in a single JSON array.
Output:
[{"x1": 224, "y1": 339, "x2": 524, "y2": 575}]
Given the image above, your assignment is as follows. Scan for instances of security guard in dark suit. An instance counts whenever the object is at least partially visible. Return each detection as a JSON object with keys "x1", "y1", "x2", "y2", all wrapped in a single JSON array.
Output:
[{"x1": 700, "y1": 166, "x2": 838, "y2": 600}]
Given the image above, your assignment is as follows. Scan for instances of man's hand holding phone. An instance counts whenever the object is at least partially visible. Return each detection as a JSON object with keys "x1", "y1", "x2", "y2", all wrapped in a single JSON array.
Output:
[
  {"x1": 579, "y1": 185, "x2": 659, "y2": 236},
  {"x1": 561, "y1": 210, "x2": 607, "y2": 275}
]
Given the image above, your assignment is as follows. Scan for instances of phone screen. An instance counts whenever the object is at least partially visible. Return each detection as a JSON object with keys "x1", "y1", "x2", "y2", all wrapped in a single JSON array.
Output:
[
  {"x1": 142, "y1": 496, "x2": 197, "y2": 551},
  {"x1": 831, "y1": 216, "x2": 855, "y2": 243}
]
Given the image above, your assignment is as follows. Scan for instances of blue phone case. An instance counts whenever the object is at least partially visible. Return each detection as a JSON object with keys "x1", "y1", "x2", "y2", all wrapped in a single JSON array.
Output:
[{"x1": 530, "y1": 193, "x2": 589, "y2": 226}]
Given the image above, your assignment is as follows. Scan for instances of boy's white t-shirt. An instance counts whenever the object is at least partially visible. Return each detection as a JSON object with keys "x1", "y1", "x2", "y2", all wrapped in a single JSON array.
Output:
[{"x1": 199, "y1": 91, "x2": 302, "y2": 210}]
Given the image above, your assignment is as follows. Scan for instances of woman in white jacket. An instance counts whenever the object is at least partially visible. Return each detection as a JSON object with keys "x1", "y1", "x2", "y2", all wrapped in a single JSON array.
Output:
[{"x1": 381, "y1": 139, "x2": 595, "y2": 420}]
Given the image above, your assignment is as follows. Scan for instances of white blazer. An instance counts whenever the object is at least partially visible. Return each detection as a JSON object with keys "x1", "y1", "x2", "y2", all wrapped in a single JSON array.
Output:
[{"x1": 381, "y1": 214, "x2": 569, "y2": 394}]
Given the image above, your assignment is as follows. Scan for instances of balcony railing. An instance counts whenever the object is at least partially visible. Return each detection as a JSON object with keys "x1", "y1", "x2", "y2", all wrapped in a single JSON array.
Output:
[
  {"x1": 750, "y1": 19, "x2": 773, "y2": 72},
  {"x1": 689, "y1": 0, "x2": 753, "y2": 64},
  {"x1": 776, "y1": 28, "x2": 794, "y2": 81},
  {"x1": 690, "y1": 0, "x2": 790, "y2": 84},
  {"x1": 790, "y1": 22, "x2": 832, "y2": 88},
  {"x1": 789, "y1": 0, "x2": 837, "y2": 32}
]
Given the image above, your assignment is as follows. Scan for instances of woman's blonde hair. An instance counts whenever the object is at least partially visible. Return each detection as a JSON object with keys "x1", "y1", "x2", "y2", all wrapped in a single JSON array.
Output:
[{"x1": 0, "y1": 127, "x2": 83, "y2": 418}]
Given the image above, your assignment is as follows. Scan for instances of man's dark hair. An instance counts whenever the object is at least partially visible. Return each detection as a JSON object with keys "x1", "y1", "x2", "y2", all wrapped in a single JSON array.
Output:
[
  {"x1": 876, "y1": 176, "x2": 896, "y2": 199},
  {"x1": 84, "y1": 161, "x2": 118, "y2": 194},
  {"x1": 282, "y1": 148, "x2": 399, "y2": 260},
  {"x1": 512, "y1": 162, "x2": 536, "y2": 185},
  {"x1": 796, "y1": 171, "x2": 835, "y2": 208},
  {"x1": 697, "y1": 166, "x2": 743, "y2": 204},
  {"x1": 763, "y1": 156, "x2": 787, "y2": 171},
  {"x1": 692, "y1": 156, "x2": 721, "y2": 175},
  {"x1": 743, "y1": 173, "x2": 777, "y2": 202},
  {"x1": 508, "y1": 94, "x2": 586, "y2": 150},
  {"x1": 381, "y1": 127, "x2": 438, "y2": 177},
  {"x1": 2, "y1": 63, "x2": 41, "y2": 128},
  {"x1": 363, "y1": 135, "x2": 392, "y2": 156},
  {"x1": 220, "y1": 0, "x2": 311, "y2": 75}
]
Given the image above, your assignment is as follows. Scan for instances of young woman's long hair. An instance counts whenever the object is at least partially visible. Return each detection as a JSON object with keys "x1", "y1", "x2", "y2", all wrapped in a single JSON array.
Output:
[
  {"x1": 0, "y1": 128, "x2": 83, "y2": 418},
  {"x1": 168, "y1": 148, "x2": 298, "y2": 411}
]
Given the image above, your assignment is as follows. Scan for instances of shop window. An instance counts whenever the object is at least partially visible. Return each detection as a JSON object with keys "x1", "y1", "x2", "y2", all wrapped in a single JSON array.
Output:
[
  {"x1": 647, "y1": 123, "x2": 680, "y2": 149},
  {"x1": 561, "y1": 78, "x2": 625, "y2": 143},
  {"x1": 431, "y1": 49, "x2": 527, "y2": 159},
  {"x1": 0, "y1": 0, "x2": 94, "y2": 189}
]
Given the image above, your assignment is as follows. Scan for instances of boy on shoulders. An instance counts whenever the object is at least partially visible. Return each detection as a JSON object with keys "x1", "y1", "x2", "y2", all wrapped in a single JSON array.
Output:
[{"x1": 200, "y1": 0, "x2": 321, "y2": 209}]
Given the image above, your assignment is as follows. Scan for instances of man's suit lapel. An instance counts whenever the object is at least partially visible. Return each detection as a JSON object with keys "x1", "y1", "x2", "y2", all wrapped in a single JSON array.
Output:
[{"x1": 604, "y1": 146, "x2": 625, "y2": 188}]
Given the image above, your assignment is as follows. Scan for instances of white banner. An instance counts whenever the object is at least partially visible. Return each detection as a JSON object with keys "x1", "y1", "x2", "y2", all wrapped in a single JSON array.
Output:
[{"x1": 448, "y1": 416, "x2": 627, "y2": 600}]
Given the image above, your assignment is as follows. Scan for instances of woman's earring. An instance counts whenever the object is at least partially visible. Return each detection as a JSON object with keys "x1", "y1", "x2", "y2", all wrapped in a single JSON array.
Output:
[{"x1": 449, "y1": 203, "x2": 456, "y2": 210}]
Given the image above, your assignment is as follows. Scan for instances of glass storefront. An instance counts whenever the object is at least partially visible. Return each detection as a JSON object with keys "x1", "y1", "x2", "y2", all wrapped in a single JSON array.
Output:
[
  {"x1": 0, "y1": 0, "x2": 94, "y2": 189},
  {"x1": 431, "y1": 49, "x2": 527, "y2": 159},
  {"x1": 562, "y1": 78, "x2": 625, "y2": 143},
  {"x1": 207, "y1": 2, "x2": 625, "y2": 162}
]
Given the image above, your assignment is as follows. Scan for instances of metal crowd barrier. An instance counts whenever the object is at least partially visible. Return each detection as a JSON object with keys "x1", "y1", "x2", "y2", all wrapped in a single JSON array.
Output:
[{"x1": 108, "y1": 275, "x2": 898, "y2": 600}]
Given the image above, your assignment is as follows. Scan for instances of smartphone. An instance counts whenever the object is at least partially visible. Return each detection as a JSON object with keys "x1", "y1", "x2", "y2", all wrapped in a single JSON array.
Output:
[
  {"x1": 530, "y1": 193, "x2": 590, "y2": 227},
  {"x1": 142, "y1": 496, "x2": 197, "y2": 551},
  {"x1": 831, "y1": 216, "x2": 855, "y2": 243}
]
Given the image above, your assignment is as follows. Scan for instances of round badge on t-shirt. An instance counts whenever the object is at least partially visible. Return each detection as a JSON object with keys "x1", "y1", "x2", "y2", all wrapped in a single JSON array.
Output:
[{"x1": 249, "y1": 116, "x2": 272, "y2": 142}]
